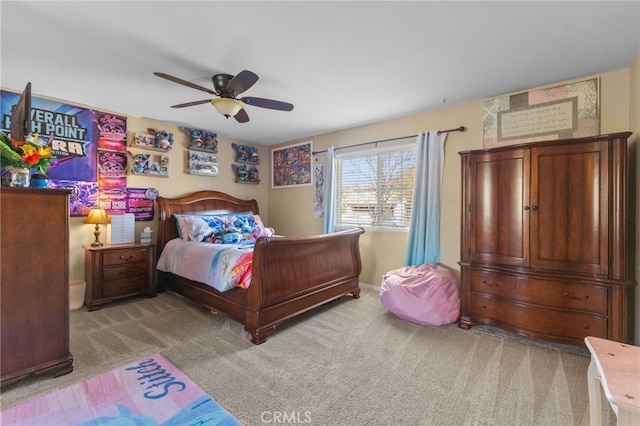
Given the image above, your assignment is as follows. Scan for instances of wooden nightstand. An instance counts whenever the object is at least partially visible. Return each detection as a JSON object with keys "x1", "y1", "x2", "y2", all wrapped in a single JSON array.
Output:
[{"x1": 83, "y1": 243, "x2": 156, "y2": 311}]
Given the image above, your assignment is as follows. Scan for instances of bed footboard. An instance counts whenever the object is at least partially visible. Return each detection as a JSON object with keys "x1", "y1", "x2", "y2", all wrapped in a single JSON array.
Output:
[{"x1": 245, "y1": 227, "x2": 364, "y2": 344}]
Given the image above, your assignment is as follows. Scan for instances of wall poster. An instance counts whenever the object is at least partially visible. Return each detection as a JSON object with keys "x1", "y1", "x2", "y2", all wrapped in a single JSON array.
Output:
[
  {"x1": 97, "y1": 112, "x2": 127, "y2": 151},
  {"x1": 1, "y1": 89, "x2": 98, "y2": 182},
  {"x1": 271, "y1": 141, "x2": 313, "y2": 189},
  {"x1": 313, "y1": 158, "x2": 325, "y2": 217},
  {"x1": 0, "y1": 89, "x2": 157, "y2": 218},
  {"x1": 482, "y1": 78, "x2": 600, "y2": 148},
  {"x1": 98, "y1": 149, "x2": 128, "y2": 189}
]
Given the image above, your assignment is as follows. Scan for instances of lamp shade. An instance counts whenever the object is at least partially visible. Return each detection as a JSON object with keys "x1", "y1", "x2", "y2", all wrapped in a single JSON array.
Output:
[
  {"x1": 84, "y1": 208, "x2": 109, "y2": 225},
  {"x1": 211, "y1": 98, "x2": 243, "y2": 118}
]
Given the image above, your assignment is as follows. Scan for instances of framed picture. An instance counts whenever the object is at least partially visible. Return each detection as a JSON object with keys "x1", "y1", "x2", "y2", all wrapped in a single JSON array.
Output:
[{"x1": 271, "y1": 141, "x2": 313, "y2": 188}]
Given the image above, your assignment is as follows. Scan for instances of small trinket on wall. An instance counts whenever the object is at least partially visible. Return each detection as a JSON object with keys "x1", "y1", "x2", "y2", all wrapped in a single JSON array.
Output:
[
  {"x1": 232, "y1": 143, "x2": 260, "y2": 164},
  {"x1": 183, "y1": 127, "x2": 218, "y2": 153}
]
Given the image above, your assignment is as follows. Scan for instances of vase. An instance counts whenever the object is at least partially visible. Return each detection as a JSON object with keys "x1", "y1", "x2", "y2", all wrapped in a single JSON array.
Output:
[
  {"x1": 8, "y1": 167, "x2": 30, "y2": 187},
  {"x1": 29, "y1": 172, "x2": 50, "y2": 188}
]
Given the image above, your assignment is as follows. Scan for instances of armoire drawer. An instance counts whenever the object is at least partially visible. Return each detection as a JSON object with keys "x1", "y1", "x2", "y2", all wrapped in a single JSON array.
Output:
[
  {"x1": 102, "y1": 248, "x2": 152, "y2": 266},
  {"x1": 101, "y1": 263, "x2": 148, "y2": 282},
  {"x1": 470, "y1": 270, "x2": 608, "y2": 315},
  {"x1": 469, "y1": 295, "x2": 608, "y2": 342}
]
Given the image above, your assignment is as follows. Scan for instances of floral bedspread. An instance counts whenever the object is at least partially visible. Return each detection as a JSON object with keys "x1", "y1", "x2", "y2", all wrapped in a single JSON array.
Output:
[{"x1": 157, "y1": 238, "x2": 254, "y2": 292}]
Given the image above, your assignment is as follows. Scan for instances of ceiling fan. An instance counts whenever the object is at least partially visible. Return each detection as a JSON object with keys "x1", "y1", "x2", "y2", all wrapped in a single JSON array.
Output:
[{"x1": 153, "y1": 70, "x2": 294, "y2": 123}]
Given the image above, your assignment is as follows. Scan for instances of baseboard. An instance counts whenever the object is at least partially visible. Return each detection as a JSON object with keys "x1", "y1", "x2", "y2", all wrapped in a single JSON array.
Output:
[{"x1": 360, "y1": 282, "x2": 380, "y2": 292}]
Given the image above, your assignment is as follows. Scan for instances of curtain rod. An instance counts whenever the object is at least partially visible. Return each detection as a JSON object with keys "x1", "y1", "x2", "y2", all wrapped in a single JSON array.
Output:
[{"x1": 311, "y1": 126, "x2": 465, "y2": 155}]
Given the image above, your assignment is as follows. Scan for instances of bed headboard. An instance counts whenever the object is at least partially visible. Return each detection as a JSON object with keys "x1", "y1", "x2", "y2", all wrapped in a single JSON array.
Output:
[{"x1": 156, "y1": 190, "x2": 259, "y2": 255}]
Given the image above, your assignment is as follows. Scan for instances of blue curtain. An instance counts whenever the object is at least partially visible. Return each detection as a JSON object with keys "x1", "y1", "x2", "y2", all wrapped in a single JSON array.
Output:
[
  {"x1": 404, "y1": 131, "x2": 447, "y2": 266},
  {"x1": 322, "y1": 147, "x2": 336, "y2": 234}
]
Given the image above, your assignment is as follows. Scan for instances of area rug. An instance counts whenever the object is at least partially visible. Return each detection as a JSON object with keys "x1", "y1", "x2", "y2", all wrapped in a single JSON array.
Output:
[{"x1": 0, "y1": 353, "x2": 241, "y2": 425}]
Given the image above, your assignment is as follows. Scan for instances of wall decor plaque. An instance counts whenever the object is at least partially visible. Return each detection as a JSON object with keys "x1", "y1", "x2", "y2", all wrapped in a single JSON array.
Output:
[{"x1": 483, "y1": 78, "x2": 599, "y2": 148}]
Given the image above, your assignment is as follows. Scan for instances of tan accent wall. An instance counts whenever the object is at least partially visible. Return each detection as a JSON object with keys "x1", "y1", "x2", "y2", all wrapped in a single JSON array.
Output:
[{"x1": 269, "y1": 67, "x2": 635, "y2": 290}]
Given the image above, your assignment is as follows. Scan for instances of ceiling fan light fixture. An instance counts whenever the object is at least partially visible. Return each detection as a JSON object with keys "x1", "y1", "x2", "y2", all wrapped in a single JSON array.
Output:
[{"x1": 211, "y1": 98, "x2": 243, "y2": 118}]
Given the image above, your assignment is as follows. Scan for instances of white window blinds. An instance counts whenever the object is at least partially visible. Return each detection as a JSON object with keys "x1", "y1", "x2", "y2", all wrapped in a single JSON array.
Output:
[{"x1": 334, "y1": 143, "x2": 416, "y2": 230}]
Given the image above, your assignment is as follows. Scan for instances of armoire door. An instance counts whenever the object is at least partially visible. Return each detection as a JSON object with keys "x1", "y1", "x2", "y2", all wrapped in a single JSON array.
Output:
[
  {"x1": 529, "y1": 142, "x2": 609, "y2": 275},
  {"x1": 468, "y1": 148, "x2": 530, "y2": 266}
]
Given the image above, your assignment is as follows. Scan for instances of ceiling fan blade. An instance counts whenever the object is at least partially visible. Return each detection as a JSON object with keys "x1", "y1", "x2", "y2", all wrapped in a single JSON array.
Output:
[
  {"x1": 154, "y1": 72, "x2": 216, "y2": 95},
  {"x1": 170, "y1": 99, "x2": 212, "y2": 108},
  {"x1": 234, "y1": 108, "x2": 250, "y2": 123},
  {"x1": 227, "y1": 70, "x2": 259, "y2": 96},
  {"x1": 240, "y1": 96, "x2": 294, "y2": 111}
]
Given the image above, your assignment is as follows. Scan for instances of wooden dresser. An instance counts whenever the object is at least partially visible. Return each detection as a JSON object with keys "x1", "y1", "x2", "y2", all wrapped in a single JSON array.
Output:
[
  {"x1": 1, "y1": 188, "x2": 73, "y2": 387},
  {"x1": 458, "y1": 132, "x2": 635, "y2": 346},
  {"x1": 83, "y1": 243, "x2": 156, "y2": 311}
]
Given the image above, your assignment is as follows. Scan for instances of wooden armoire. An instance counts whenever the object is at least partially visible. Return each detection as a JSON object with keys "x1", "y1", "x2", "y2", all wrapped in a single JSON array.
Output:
[
  {"x1": 1, "y1": 187, "x2": 73, "y2": 387},
  {"x1": 458, "y1": 132, "x2": 635, "y2": 346}
]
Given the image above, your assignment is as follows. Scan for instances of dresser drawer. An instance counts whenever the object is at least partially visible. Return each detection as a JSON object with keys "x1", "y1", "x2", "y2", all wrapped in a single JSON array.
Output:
[
  {"x1": 102, "y1": 248, "x2": 152, "y2": 266},
  {"x1": 470, "y1": 270, "x2": 607, "y2": 315},
  {"x1": 102, "y1": 263, "x2": 148, "y2": 282},
  {"x1": 470, "y1": 295, "x2": 608, "y2": 341},
  {"x1": 102, "y1": 276, "x2": 147, "y2": 298}
]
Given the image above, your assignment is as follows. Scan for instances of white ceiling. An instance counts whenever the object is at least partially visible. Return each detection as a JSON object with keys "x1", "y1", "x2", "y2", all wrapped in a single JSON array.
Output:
[{"x1": 1, "y1": 1, "x2": 639, "y2": 146}]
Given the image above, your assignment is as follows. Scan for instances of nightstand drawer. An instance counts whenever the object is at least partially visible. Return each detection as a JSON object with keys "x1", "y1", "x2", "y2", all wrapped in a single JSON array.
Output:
[
  {"x1": 102, "y1": 248, "x2": 151, "y2": 266},
  {"x1": 102, "y1": 277, "x2": 147, "y2": 298},
  {"x1": 102, "y1": 263, "x2": 148, "y2": 282}
]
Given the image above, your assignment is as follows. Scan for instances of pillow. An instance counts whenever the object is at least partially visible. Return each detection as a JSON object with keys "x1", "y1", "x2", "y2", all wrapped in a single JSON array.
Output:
[
  {"x1": 174, "y1": 214, "x2": 218, "y2": 242},
  {"x1": 174, "y1": 212, "x2": 264, "y2": 242}
]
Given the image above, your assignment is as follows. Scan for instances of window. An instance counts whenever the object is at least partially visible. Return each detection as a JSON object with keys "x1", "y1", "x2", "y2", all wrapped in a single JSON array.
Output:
[{"x1": 334, "y1": 143, "x2": 416, "y2": 230}]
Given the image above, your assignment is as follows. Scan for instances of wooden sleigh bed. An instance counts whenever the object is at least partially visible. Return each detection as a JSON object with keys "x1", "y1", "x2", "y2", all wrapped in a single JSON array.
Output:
[{"x1": 156, "y1": 190, "x2": 364, "y2": 344}]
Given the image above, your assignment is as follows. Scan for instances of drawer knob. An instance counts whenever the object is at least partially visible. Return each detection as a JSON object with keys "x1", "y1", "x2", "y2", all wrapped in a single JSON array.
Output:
[
  {"x1": 563, "y1": 292, "x2": 589, "y2": 301},
  {"x1": 481, "y1": 280, "x2": 500, "y2": 287},
  {"x1": 481, "y1": 304, "x2": 487, "y2": 309},
  {"x1": 583, "y1": 324, "x2": 590, "y2": 330}
]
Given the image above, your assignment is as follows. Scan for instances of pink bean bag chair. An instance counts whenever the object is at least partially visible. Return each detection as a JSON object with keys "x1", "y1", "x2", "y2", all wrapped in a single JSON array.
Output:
[{"x1": 379, "y1": 263, "x2": 460, "y2": 326}]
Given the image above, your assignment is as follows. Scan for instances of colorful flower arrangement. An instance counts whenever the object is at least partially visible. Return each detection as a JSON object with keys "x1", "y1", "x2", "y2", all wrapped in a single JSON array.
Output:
[{"x1": 0, "y1": 130, "x2": 57, "y2": 174}]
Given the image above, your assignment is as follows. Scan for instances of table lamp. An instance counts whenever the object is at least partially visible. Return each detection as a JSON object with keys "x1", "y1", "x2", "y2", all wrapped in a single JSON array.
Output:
[{"x1": 84, "y1": 208, "x2": 109, "y2": 246}]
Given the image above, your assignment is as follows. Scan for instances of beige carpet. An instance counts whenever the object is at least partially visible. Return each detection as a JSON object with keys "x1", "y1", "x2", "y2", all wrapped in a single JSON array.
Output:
[{"x1": 1, "y1": 287, "x2": 615, "y2": 425}]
